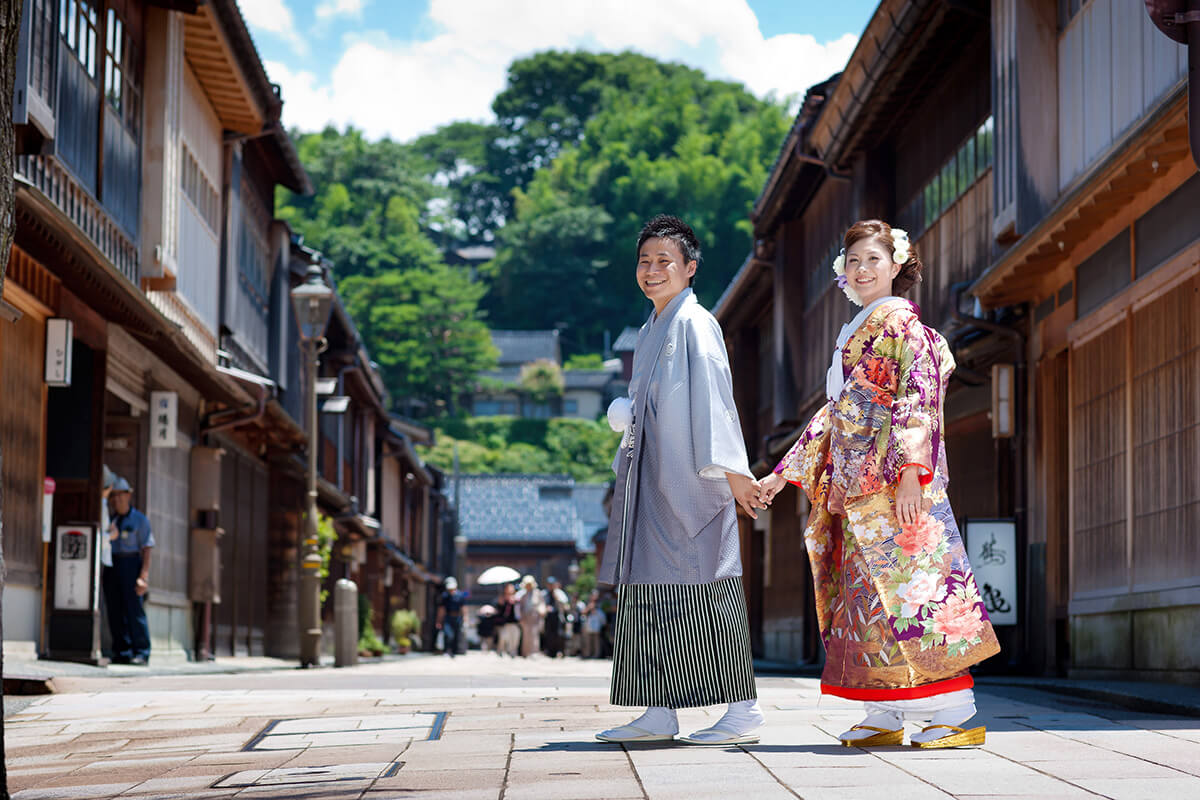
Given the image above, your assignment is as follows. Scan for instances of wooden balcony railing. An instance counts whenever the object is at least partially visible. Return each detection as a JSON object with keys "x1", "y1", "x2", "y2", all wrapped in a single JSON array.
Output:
[{"x1": 16, "y1": 153, "x2": 140, "y2": 286}]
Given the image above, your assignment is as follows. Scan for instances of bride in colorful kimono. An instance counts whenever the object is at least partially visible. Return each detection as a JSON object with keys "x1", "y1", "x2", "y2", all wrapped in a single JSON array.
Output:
[
  {"x1": 595, "y1": 214, "x2": 768, "y2": 746},
  {"x1": 760, "y1": 219, "x2": 1000, "y2": 748}
]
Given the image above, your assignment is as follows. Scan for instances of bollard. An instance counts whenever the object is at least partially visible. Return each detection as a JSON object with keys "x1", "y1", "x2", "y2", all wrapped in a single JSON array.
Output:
[{"x1": 334, "y1": 579, "x2": 358, "y2": 667}]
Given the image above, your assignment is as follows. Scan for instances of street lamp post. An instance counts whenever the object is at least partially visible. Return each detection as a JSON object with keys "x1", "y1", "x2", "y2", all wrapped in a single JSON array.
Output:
[{"x1": 291, "y1": 263, "x2": 334, "y2": 667}]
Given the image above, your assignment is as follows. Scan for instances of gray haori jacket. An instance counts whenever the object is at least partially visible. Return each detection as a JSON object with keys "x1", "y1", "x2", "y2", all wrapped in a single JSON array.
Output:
[{"x1": 598, "y1": 289, "x2": 754, "y2": 587}]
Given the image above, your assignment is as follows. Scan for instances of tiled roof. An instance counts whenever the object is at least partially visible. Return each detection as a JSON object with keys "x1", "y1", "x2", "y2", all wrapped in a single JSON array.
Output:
[
  {"x1": 612, "y1": 326, "x2": 640, "y2": 352},
  {"x1": 490, "y1": 330, "x2": 561, "y2": 366},
  {"x1": 564, "y1": 369, "x2": 618, "y2": 390},
  {"x1": 456, "y1": 474, "x2": 582, "y2": 544}
]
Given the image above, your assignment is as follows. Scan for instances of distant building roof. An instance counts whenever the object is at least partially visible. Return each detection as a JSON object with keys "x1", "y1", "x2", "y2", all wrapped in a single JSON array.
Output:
[
  {"x1": 456, "y1": 474, "x2": 582, "y2": 544},
  {"x1": 490, "y1": 330, "x2": 561, "y2": 366},
  {"x1": 612, "y1": 327, "x2": 640, "y2": 352},
  {"x1": 564, "y1": 369, "x2": 618, "y2": 391}
]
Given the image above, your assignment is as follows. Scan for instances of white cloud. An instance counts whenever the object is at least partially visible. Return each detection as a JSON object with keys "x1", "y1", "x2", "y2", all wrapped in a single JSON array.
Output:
[
  {"x1": 315, "y1": 0, "x2": 367, "y2": 21},
  {"x1": 265, "y1": 0, "x2": 859, "y2": 141},
  {"x1": 240, "y1": 0, "x2": 307, "y2": 55}
]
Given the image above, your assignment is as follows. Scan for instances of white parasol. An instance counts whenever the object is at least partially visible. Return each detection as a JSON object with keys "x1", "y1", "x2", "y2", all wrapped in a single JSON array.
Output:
[{"x1": 476, "y1": 565, "x2": 521, "y2": 585}]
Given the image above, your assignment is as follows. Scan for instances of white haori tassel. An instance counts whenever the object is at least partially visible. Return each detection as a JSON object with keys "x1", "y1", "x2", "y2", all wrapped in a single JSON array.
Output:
[{"x1": 607, "y1": 396, "x2": 633, "y2": 432}]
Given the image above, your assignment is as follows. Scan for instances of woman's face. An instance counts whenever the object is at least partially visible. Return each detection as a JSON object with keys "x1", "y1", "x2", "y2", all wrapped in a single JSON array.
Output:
[
  {"x1": 637, "y1": 237, "x2": 695, "y2": 312},
  {"x1": 845, "y1": 235, "x2": 901, "y2": 307}
]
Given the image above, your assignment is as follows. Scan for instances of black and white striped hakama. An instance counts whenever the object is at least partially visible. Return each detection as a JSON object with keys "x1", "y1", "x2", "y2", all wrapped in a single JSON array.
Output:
[{"x1": 609, "y1": 576, "x2": 757, "y2": 709}]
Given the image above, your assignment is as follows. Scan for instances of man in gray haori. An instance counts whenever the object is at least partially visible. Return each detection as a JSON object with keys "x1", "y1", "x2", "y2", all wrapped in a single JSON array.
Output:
[{"x1": 596, "y1": 214, "x2": 768, "y2": 746}]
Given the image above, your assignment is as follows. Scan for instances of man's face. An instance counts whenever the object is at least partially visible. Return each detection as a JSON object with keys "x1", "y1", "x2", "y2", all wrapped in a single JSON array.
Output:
[
  {"x1": 636, "y1": 237, "x2": 695, "y2": 306},
  {"x1": 112, "y1": 492, "x2": 132, "y2": 515}
]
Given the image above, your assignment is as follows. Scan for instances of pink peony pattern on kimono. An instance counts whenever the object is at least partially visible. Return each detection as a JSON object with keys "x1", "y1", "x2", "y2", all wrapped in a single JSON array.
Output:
[
  {"x1": 894, "y1": 514, "x2": 944, "y2": 558},
  {"x1": 930, "y1": 595, "x2": 985, "y2": 643},
  {"x1": 895, "y1": 571, "x2": 947, "y2": 618}
]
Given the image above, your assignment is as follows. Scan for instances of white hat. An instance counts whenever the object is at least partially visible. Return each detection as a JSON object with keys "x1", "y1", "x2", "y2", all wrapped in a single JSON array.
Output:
[{"x1": 444, "y1": 577, "x2": 458, "y2": 590}]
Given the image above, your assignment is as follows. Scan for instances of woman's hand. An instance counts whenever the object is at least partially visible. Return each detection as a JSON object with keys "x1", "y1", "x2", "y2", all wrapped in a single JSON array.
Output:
[
  {"x1": 896, "y1": 466, "x2": 927, "y2": 525},
  {"x1": 726, "y1": 473, "x2": 766, "y2": 519},
  {"x1": 759, "y1": 472, "x2": 787, "y2": 505}
]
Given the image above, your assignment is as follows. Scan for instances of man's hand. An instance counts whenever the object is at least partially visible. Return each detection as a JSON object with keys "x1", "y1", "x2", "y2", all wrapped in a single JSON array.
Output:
[
  {"x1": 109, "y1": 523, "x2": 119, "y2": 541},
  {"x1": 726, "y1": 473, "x2": 766, "y2": 519},
  {"x1": 135, "y1": 576, "x2": 149, "y2": 596},
  {"x1": 759, "y1": 472, "x2": 787, "y2": 505}
]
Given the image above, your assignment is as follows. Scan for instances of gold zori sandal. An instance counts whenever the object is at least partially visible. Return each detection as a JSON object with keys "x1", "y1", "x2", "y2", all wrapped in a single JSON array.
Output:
[
  {"x1": 839, "y1": 725, "x2": 904, "y2": 747},
  {"x1": 910, "y1": 724, "x2": 985, "y2": 748}
]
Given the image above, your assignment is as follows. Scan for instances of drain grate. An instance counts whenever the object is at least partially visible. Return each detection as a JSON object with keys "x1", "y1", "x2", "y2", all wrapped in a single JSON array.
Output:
[
  {"x1": 244, "y1": 711, "x2": 448, "y2": 751},
  {"x1": 214, "y1": 761, "x2": 403, "y2": 788}
]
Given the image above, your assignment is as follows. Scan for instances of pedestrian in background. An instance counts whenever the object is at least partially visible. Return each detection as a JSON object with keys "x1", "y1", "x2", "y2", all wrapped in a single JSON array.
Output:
[
  {"x1": 516, "y1": 575, "x2": 546, "y2": 657},
  {"x1": 436, "y1": 577, "x2": 469, "y2": 658},
  {"x1": 476, "y1": 605, "x2": 498, "y2": 652},
  {"x1": 583, "y1": 590, "x2": 606, "y2": 659},
  {"x1": 495, "y1": 583, "x2": 520, "y2": 657},
  {"x1": 542, "y1": 576, "x2": 569, "y2": 657},
  {"x1": 102, "y1": 477, "x2": 154, "y2": 665}
]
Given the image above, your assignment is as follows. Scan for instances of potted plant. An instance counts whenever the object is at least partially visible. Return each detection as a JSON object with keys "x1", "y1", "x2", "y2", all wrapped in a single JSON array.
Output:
[{"x1": 390, "y1": 609, "x2": 420, "y2": 654}]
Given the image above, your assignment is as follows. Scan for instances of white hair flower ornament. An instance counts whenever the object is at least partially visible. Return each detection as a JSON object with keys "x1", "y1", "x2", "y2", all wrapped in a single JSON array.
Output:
[
  {"x1": 831, "y1": 248, "x2": 862, "y2": 306},
  {"x1": 892, "y1": 228, "x2": 911, "y2": 264}
]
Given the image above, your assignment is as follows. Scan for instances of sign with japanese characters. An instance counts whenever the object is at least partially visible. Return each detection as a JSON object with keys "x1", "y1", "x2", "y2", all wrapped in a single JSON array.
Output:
[
  {"x1": 150, "y1": 391, "x2": 178, "y2": 448},
  {"x1": 42, "y1": 478, "x2": 55, "y2": 543},
  {"x1": 964, "y1": 519, "x2": 1017, "y2": 625},
  {"x1": 54, "y1": 525, "x2": 95, "y2": 611},
  {"x1": 44, "y1": 318, "x2": 73, "y2": 386}
]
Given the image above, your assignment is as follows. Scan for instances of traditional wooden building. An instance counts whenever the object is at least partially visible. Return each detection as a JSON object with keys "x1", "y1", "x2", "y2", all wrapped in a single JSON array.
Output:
[
  {"x1": 972, "y1": 1, "x2": 1195, "y2": 681},
  {"x1": 4, "y1": 0, "x2": 447, "y2": 664},
  {"x1": 717, "y1": 0, "x2": 1196, "y2": 682}
]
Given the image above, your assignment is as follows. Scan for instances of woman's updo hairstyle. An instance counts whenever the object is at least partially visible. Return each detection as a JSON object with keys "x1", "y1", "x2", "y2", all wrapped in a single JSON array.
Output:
[{"x1": 843, "y1": 219, "x2": 924, "y2": 297}]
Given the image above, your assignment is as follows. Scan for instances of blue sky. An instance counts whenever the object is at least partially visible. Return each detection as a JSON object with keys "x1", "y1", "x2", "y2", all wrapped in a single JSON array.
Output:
[{"x1": 239, "y1": 0, "x2": 880, "y2": 142}]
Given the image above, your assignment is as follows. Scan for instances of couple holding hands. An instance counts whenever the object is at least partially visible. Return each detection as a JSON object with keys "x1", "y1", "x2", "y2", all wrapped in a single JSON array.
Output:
[{"x1": 595, "y1": 215, "x2": 999, "y2": 749}]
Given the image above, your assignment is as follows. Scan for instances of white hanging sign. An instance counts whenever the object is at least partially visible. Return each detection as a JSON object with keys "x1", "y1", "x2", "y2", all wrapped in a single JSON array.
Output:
[
  {"x1": 964, "y1": 518, "x2": 1018, "y2": 626},
  {"x1": 44, "y1": 318, "x2": 73, "y2": 386},
  {"x1": 150, "y1": 391, "x2": 178, "y2": 448}
]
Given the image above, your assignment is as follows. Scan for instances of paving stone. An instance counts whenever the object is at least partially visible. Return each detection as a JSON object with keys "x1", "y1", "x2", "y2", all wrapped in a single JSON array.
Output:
[
  {"x1": 10, "y1": 781, "x2": 138, "y2": 800},
  {"x1": 368, "y1": 767, "x2": 506, "y2": 791},
  {"x1": 1070, "y1": 776, "x2": 1200, "y2": 800}
]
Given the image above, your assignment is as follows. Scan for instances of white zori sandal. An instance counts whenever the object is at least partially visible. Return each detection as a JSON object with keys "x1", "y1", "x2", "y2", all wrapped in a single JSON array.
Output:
[
  {"x1": 595, "y1": 724, "x2": 676, "y2": 743},
  {"x1": 678, "y1": 727, "x2": 761, "y2": 746},
  {"x1": 596, "y1": 707, "x2": 679, "y2": 743}
]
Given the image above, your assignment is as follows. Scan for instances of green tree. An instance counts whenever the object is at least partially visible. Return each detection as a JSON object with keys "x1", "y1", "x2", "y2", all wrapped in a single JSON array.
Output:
[
  {"x1": 421, "y1": 417, "x2": 620, "y2": 483},
  {"x1": 340, "y1": 264, "x2": 498, "y2": 416},
  {"x1": 518, "y1": 359, "x2": 565, "y2": 405},
  {"x1": 564, "y1": 353, "x2": 605, "y2": 369},
  {"x1": 481, "y1": 51, "x2": 789, "y2": 352}
]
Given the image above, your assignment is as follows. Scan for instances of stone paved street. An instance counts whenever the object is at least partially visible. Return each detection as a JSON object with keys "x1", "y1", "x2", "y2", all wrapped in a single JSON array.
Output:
[{"x1": 6, "y1": 653, "x2": 1200, "y2": 799}]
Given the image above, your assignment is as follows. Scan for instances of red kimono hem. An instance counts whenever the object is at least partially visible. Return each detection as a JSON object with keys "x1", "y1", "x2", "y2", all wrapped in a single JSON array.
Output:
[{"x1": 821, "y1": 674, "x2": 974, "y2": 701}]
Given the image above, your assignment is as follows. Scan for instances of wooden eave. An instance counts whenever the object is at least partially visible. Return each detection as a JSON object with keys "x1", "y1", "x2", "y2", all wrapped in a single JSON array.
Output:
[
  {"x1": 713, "y1": 256, "x2": 774, "y2": 327},
  {"x1": 183, "y1": 5, "x2": 265, "y2": 135},
  {"x1": 972, "y1": 92, "x2": 1191, "y2": 309},
  {"x1": 809, "y1": 0, "x2": 987, "y2": 171}
]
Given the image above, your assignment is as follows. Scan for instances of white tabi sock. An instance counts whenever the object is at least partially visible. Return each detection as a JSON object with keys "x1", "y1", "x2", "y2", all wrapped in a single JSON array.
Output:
[
  {"x1": 685, "y1": 699, "x2": 765, "y2": 742},
  {"x1": 909, "y1": 702, "x2": 978, "y2": 744},
  {"x1": 839, "y1": 709, "x2": 903, "y2": 741},
  {"x1": 617, "y1": 706, "x2": 678, "y2": 736}
]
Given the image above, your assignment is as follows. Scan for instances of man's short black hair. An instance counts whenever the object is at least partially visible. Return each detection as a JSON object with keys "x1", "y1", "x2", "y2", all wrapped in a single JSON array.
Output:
[{"x1": 636, "y1": 214, "x2": 701, "y2": 287}]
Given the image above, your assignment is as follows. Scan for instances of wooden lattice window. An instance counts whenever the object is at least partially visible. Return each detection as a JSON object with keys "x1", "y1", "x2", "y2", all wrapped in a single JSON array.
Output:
[{"x1": 1070, "y1": 319, "x2": 1128, "y2": 595}]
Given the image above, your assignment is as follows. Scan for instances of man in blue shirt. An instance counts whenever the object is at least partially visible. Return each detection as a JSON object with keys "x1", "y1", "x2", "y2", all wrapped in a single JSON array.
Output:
[
  {"x1": 102, "y1": 477, "x2": 155, "y2": 665},
  {"x1": 435, "y1": 577, "x2": 469, "y2": 657}
]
